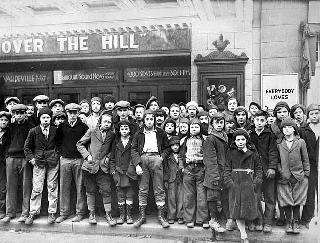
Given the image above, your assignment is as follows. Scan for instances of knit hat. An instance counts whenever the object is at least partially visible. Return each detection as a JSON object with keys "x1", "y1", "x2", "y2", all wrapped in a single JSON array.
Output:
[
  {"x1": 0, "y1": 111, "x2": 11, "y2": 120},
  {"x1": 49, "y1": 99, "x2": 64, "y2": 108},
  {"x1": 280, "y1": 117, "x2": 297, "y2": 130},
  {"x1": 5, "y1": 97, "x2": 20, "y2": 105},
  {"x1": 146, "y1": 96, "x2": 159, "y2": 109},
  {"x1": 186, "y1": 101, "x2": 198, "y2": 110},
  {"x1": 103, "y1": 94, "x2": 116, "y2": 104},
  {"x1": 273, "y1": 101, "x2": 290, "y2": 117},
  {"x1": 180, "y1": 117, "x2": 189, "y2": 124},
  {"x1": 290, "y1": 104, "x2": 305, "y2": 118},
  {"x1": 79, "y1": 99, "x2": 90, "y2": 105},
  {"x1": 233, "y1": 128, "x2": 250, "y2": 141},
  {"x1": 225, "y1": 114, "x2": 234, "y2": 122},
  {"x1": 306, "y1": 104, "x2": 320, "y2": 118},
  {"x1": 189, "y1": 118, "x2": 201, "y2": 125},
  {"x1": 197, "y1": 111, "x2": 209, "y2": 118},
  {"x1": 169, "y1": 136, "x2": 180, "y2": 146},
  {"x1": 249, "y1": 102, "x2": 261, "y2": 111},
  {"x1": 38, "y1": 107, "x2": 53, "y2": 118},
  {"x1": 91, "y1": 97, "x2": 102, "y2": 104}
]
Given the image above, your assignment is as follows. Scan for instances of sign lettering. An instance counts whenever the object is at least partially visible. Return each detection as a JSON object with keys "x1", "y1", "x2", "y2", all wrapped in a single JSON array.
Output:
[
  {"x1": 1, "y1": 71, "x2": 51, "y2": 85},
  {"x1": 125, "y1": 67, "x2": 191, "y2": 81}
]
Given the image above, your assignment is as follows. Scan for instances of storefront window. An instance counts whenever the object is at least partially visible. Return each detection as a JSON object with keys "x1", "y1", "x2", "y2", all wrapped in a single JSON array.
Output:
[{"x1": 58, "y1": 93, "x2": 79, "y2": 104}]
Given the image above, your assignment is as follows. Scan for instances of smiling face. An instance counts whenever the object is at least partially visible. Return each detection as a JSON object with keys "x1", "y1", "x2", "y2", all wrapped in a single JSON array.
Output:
[
  {"x1": 6, "y1": 101, "x2": 18, "y2": 113},
  {"x1": 26, "y1": 105, "x2": 35, "y2": 117},
  {"x1": 0, "y1": 116, "x2": 9, "y2": 129},
  {"x1": 67, "y1": 110, "x2": 78, "y2": 123},
  {"x1": 104, "y1": 102, "x2": 115, "y2": 111},
  {"x1": 149, "y1": 101, "x2": 159, "y2": 111},
  {"x1": 13, "y1": 110, "x2": 26, "y2": 123},
  {"x1": 52, "y1": 103, "x2": 63, "y2": 114},
  {"x1": 100, "y1": 114, "x2": 112, "y2": 131},
  {"x1": 249, "y1": 105, "x2": 259, "y2": 116},
  {"x1": 117, "y1": 108, "x2": 129, "y2": 120},
  {"x1": 171, "y1": 144, "x2": 180, "y2": 153},
  {"x1": 155, "y1": 115, "x2": 165, "y2": 126}
]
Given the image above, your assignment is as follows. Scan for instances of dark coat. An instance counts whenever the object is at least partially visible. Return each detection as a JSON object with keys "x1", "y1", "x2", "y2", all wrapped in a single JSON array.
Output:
[
  {"x1": 24, "y1": 126, "x2": 59, "y2": 168},
  {"x1": 299, "y1": 123, "x2": 318, "y2": 168},
  {"x1": 250, "y1": 127, "x2": 279, "y2": 174},
  {"x1": 76, "y1": 127, "x2": 114, "y2": 174},
  {"x1": 203, "y1": 130, "x2": 228, "y2": 190},
  {"x1": 110, "y1": 135, "x2": 133, "y2": 175},
  {"x1": 163, "y1": 153, "x2": 183, "y2": 183},
  {"x1": 270, "y1": 120, "x2": 284, "y2": 143},
  {"x1": 0, "y1": 129, "x2": 10, "y2": 163},
  {"x1": 277, "y1": 137, "x2": 310, "y2": 184},
  {"x1": 223, "y1": 143, "x2": 263, "y2": 220}
]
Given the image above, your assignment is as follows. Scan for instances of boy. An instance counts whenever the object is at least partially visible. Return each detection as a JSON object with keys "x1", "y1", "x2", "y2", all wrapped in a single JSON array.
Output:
[
  {"x1": 197, "y1": 111, "x2": 210, "y2": 135},
  {"x1": 55, "y1": 103, "x2": 88, "y2": 223},
  {"x1": 180, "y1": 118, "x2": 208, "y2": 228},
  {"x1": 154, "y1": 108, "x2": 167, "y2": 129},
  {"x1": 79, "y1": 99, "x2": 90, "y2": 117},
  {"x1": 250, "y1": 110, "x2": 279, "y2": 233},
  {"x1": 223, "y1": 97, "x2": 238, "y2": 117},
  {"x1": 169, "y1": 104, "x2": 181, "y2": 133},
  {"x1": 164, "y1": 136, "x2": 184, "y2": 224},
  {"x1": 5, "y1": 97, "x2": 20, "y2": 114},
  {"x1": 24, "y1": 108, "x2": 60, "y2": 225},
  {"x1": 86, "y1": 97, "x2": 102, "y2": 130},
  {"x1": 30, "y1": 95, "x2": 49, "y2": 126},
  {"x1": 26, "y1": 104, "x2": 35, "y2": 118},
  {"x1": 163, "y1": 118, "x2": 176, "y2": 140},
  {"x1": 146, "y1": 96, "x2": 160, "y2": 111},
  {"x1": 2, "y1": 104, "x2": 33, "y2": 223},
  {"x1": 186, "y1": 101, "x2": 198, "y2": 119},
  {"x1": 115, "y1": 101, "x2": 138, "y2": 135},
  {"x1": 131, "y1": 110, "x2": 170, "y2": 228},
  {"x1": 52, "y1": 111, "x2": 66, "y2": 127},
  {"x1": 178, "y1": 117, "x2": 189, "y2": 140},
  {"x1": 49, "y1": 99, "x2": 64, "y2": 114},
  {"x1": 77, "y1": 111, "x2": 116, "y2": 225},
  {"x1": 203, "y1": 113, "x2": 228, "y2": 233},
  {"x1": 103, "y1": 95, "x2": 116, "y2": 112},
  {"x1": 134, "y1": 104, "x2": 145, "y2": 129},
  {"x1": 233, "y1": 106, "x2": 251, "y2": 130}
]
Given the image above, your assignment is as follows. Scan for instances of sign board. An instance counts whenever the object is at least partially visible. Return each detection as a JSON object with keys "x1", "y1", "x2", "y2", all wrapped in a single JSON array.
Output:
[
  {"x1": 0, "y1": 71, "x2": 51, "y2": 85},
  {"x1": 125, "y1": 67, "x2": 191, "y2": 82},
  {"x1": 53, "y1": 69, "x2": 119, "y2": 84},
  {"x1": 261, "y1": 74, "x2": 299, "y2": 109},
  {"x1": 0, "y1": 29, "x2": 190, "y2": 59}
]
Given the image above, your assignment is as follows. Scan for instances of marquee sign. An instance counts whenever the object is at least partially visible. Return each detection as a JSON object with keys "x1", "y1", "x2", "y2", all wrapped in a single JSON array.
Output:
[
  {"x1": 0, "y1": 71, "x2": 51, "y2": 85},
  {"x1": 125, "y1": 67, "x2": 191, "y2": 81}
]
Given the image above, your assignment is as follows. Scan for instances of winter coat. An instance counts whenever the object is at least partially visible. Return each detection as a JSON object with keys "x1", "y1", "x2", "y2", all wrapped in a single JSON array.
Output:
[
  {"x1": 110, "y1": 135, "x2": 133, "y2": 175},
  {"x1": 0, "y1": 129, "x2": 9, "y2": 164},
  {"x1": 203, "y1": 130, "x2": 228, "y2": 190},
  {"x1": 270, "y1": 120, "x2": 284, "y2": 143},
  {"x1": 24, "y1": 126, "x2": 59, "y2": 168},
  {"x1": 250, "y1": 127, "x2": 279, "y2": 174},
  {"x1": 299, "y1": 123, "x2": 318, "y2": 168},
  {"x1": 76, "y1": 127, "x2": 114, "y2": 174},
  {"x1": 163, "y1": 153, "x2": 183, "y2": 184},
  {"x1": 277, "y1": 137, "x2": 310, "y2": 184},
  {"x1": 223, "y1": 143, "x2": 263, "y2": 220}
]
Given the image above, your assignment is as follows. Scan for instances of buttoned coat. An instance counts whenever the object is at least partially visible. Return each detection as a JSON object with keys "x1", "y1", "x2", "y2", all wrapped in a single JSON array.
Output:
[{"x1": 76, "y1": 127, "x2": 115, "y2": 174}]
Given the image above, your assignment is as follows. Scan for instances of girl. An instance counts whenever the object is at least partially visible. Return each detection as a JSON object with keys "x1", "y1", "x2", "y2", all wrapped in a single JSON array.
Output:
[
  {"x1": 223, "y1": 97, "x2": 238, "y2": 117},
  {"x1": 224, "y1": 129, "x2": 263, "y2": 243},
  {"x1": 277, "y1": 118, "x2": 310, "y2": 234}
]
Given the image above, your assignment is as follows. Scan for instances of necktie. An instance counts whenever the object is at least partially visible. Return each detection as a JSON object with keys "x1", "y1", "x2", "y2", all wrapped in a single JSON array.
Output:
[{"x1": 44, "y1": 128, "x2": 48, "y2": 139}]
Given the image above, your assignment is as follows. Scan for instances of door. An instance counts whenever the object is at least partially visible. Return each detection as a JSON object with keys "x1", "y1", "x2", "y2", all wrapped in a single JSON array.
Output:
[
  {"x1": 122, "y1": 85, "x2": 157, "y2": 106},
  {"x1": 158, "y1": 84, "x2": 190, "y2": 107},
  {"x1": 52, "y1": 87, "x2": 81, "y2": 104},
  {"x1": 90, "y1": 86, "x2": 119, "y2": 101}
]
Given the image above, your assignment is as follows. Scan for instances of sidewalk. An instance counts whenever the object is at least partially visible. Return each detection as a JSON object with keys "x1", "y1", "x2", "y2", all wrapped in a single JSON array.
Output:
[{"x1": 0, "y1": 215, "x2": 318, "y2": 242}]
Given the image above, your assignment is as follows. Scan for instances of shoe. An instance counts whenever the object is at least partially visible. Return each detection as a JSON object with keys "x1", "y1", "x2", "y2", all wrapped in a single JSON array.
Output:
[
  {"x1": 186, "y1": 222, "x2": 194, "y2": 228},
  {"x1": 88, "y1": 211, "x2": 97, "y2": 225},
  {"x1": 263, "y1": 224, "x2": 272, "y2": 233},
  {"x1": 209, "y1": 218, "x2": 226, "y2": 233},
  {"x1": 178, "y1": 218, "x2": 184, "y2": 224},
  {"x1": 126, "y1": 204, "x2": 133, "y2": 224},
  {"x1": 285, "y1": 221, "x2": 294, "y2": 234},
  {"x1": 168, "y1": 219, "x2": 175, "y2": 224},
  {"x1": 0, "y1": 212, "x2": 5, "y2": 219},
  {"x1": 202, "y1": 222, "x2": 210, "y2": 229},
  {"x1": 276, "y1": 218, "x2": 285, "y2": 226},
  {"x1": 292, "y1": 220, "x2": 300, "y2": 234},
  {"x1": 55, "y1": 215, "x2": 68, "y2": 223},
  {"x1": 133, "y1": 205, "x2": 146, "y2": 228},
  {"x1": 105, "y1": 212, "x2": 117, "y2": 226},
  {"x1": 25, "y1": 215, "x2": 34, "y2": 225},
  {"x1": 48, "y1": 214, "x2": 56, "y2": 224},
  {"x1": 1, "y1": 216, "x2": 11, "y2": 223},
  {"x1": 255, "y1": 224, "x2": 263, "y2": 231},
  {"x1": 248, "y1": 223, "x2": 255, "y2": 232},
  {"x1": 71, "y1": 215, "x2": 84, "y2": 222},
  {"x1": 117, "y1": 204, "x2": 125, "y2": 225},
  {"x1": 157, "y1": 205, "x2": 169, "y2": 228},
  {"x1": 226, "y1": 218, "x2": 236, "y2": 231},
  {"x1": 17, "y1": 215, "x2": 28, "y2": 223},
  {"x1": 241, "y1": 238, "x2": 249, "y2": 243},
  {"x1": 299, "y1": 220, "x2": 309, "y2": 229}
]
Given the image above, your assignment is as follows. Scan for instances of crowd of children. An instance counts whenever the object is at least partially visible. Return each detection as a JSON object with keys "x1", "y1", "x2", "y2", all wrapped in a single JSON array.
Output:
[{"x1": 0, "y1": 94, "x2": 319, "y2": 243}]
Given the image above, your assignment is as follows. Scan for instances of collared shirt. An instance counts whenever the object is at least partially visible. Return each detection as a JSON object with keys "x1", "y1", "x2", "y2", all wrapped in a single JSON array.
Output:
[
  {"x1": 185, "y1": 136, "x2": 203, "y2": 163},
  {"x1": 173, "y1": 153, "x2": 179, "y2": 164},
  {"x1": 40, "y1": 125, "x2": 50, "y2": 139},
  {"x1": 142, "y1": 129, "x2": 158, "y2": 153},
  {"x1": 68, "y1": 120, "x2": 76, "y2": 127}
]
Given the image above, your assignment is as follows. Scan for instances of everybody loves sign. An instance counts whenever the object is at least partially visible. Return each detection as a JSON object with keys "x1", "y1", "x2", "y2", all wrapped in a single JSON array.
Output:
[{"x1": 0, "y1": 29, "x2": 190, "y2": 59}]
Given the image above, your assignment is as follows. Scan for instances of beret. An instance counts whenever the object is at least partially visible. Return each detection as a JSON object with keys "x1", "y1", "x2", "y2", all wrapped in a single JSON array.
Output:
[
  {"x1": 186, "y1": 101, "x2": 198, "y2": 110},
  {"x1": 306, "y1": 104, "x2": 320, "y2": 118},
  {"x1": 0, "y1": 111, "x2": 11, "y2": 120},
  {"x1": 189, "y1": 118, "x2": 201, "y2": 125},
  {"x1": 65, "y1": 103, "x2": 81, "y2": 112},
  {"x1": 146, "y1": 96, "x2": 159, "y2": 109},
  {"x1": 280, "y1": 117, "x2": 297, "y2": 131},
  {"x1": 103, "y1": 95, "x2": 116, "y2": 104},
  {"x1": 33, "y1": 95, "x2": 49, "y2": 103},
  {"x1": 5, "y1": 97, "x2": 20, "y2": 105},
  {"x1": 49, "y1": 99, "x2": 64, "y2": 108},
  {"x1": 91, "y1": 97, "x2": 102, "y2": 104},
  {"x1": 52, "y1": 111, "x2": 66, "y2": 120},
  {"x1": 11, "y1": 104, "x2": 27, "y2": 112},
  {"x1": 115, "y1": 100, "x2": 130, "y2": 109},
  {"x1": 169, "y1": 136, "x2": 180, "y2": 146},
  {"x1": 38, "y1": 107, "x2": 53, "y2": 118},
  {"x1": 273, "y1": 101, "x2": 290, "y2": 117}
]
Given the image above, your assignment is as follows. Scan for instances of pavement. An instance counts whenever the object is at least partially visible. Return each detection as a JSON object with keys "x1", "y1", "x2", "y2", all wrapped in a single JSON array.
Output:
[{"x1": 0, "y1": 215, "x2": 318, "y2": 242}]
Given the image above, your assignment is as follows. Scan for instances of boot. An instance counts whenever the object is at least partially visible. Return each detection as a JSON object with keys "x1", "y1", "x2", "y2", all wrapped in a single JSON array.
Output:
[
  {"x1": 105, "y1": 212, "x2": 117, "y2": 226},
  {"x1": 117, "y1": 204, "x2": 125, "y2": 225},
  {"x1": 126, "y1": 204, "x2": 133, "y2": 224},
  {"x1": 285, "y1": 220, "x2": 293, "y2": 234},
  {"x1": 88, "y1": 211, "x2": 97, "y2": 225},
  {"x1": 157, "y1": 205, "x2": 169, "y2": 228},
  {"x1": 134, "y1": 205, "x2": 146, "y2": 228}
]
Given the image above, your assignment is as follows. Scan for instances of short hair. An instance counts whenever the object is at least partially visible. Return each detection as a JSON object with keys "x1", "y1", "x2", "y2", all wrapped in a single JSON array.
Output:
[{"x1": 253, "y1": 110, "x2": 268, "y2": 119}]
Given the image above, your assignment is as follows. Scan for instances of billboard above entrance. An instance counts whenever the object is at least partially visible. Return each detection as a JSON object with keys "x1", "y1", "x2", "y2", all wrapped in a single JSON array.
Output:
[{"x1": 0, "y1": 29, "x2": 190, "y2": 60}]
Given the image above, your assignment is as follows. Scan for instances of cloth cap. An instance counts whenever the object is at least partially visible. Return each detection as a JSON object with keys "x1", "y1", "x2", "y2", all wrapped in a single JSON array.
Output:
[
  {"x1": 186, "y1": 101, "x2": 198, "y2": 110},
  {"x1": 11, "y1": 104, "x2": 27, "y2": 112},
  {"x1": 197, "y1": 111, "x2": 209, "y2": 118},
  {"x1": 5, "y1": 97, "x2": 20, "y2": 105},
  {"x1": 249, "y1": 102, "x2": 261, "y2": 110},
  {"x1": 91, "y1": 97, "x2": 102, "y2": 104},
  {"x1": 38, "y1": 107, "x2": 53, "y2": 118},
  {"x1": 118, "y1": 119, "x2": 131, "y2": 127},
  {"x1": 146, "y1": 96, "x2": 159, "y2": 109},
  {"x1": 103, "y1": 95, "x2": 116, "y2": 104},
  {"x1": 79, "y1": 99, "x2": 90, "y2": 105},
  {"x1": 179, "y1": 117, "x2": 189, "y2": 124},
  {"x1": 154, "y1": 108, "x2": 167, "y2": 117},
  {"x1": 280, "y1": 117, "x2": 297, "y2": 130},
  {"x1": 233, "y1": 128, "x2": 250, "y2": 141},
  {"x1": 306, "y1": 104, "x2": 320, "y2": 118},
  {"x1": 211, "y1": 112, "x2": 225, "y2": 120},
  {"x1": 0, "y1": 111, "x2": 11, "y2": 120},
  {"x1": 189, "y1": 118, "x2": 201, "y2": 125},
  {"x1": 49, "y1": 99, "x2": 64, "y2": 108},
  {"x1": 115, "y1": 100, "x2": 130, "y2": 109},
  {"x1": 65, "y1": 103, "x2": 81, "y2": 112},
  {"x1": 33, "y1": 95, "x2": 49, "y2": 103},
  {"x1": 273, "y1": 101, "x2": 290, "y2": 117},
  {"x1": 52, "y1": 111, "x2": 66, "y2": 120},
  {"x1": 169, "y1": 136, "x2": 180, "y2": 146}
]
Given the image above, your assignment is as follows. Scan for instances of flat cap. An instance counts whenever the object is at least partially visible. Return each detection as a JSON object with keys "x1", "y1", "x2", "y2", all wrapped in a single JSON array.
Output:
[
  {"x1": 91, "y1": 97, "x2": 102, "y2": 104},
  {"x1": 33, "y1": 95, "x2": 49, "y2": 103},
  {"x1": 5, "y1": 97, "x2": 20, "y2": 105},
  {"x1": 115, "y1": 100, "x2": 130, "y2": 109},
  {"x1": 103, "y1": 95, "x2": 116, "y2": 104},
  {"x1": 38, "y1": 107, "x2": 53, "y2": 118},
  {"x1": 49, "y1": 99, "x2": 64, "y2": 108},
  {"x1": 11, "y1": 104, "x2": 27, "y2": 112},
  {"x1": 169, "y1": 136, "x2": 180, "y2": 146},
  {"x1": 65, "y1": 103, "x2": 81, "y2": 112},
  {"x1": 0, "y1": 111, "x2": 11, "y2": 120}
]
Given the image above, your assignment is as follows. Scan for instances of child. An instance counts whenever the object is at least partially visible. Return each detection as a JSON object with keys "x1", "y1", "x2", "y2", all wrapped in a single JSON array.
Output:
[
  {"x1": 180, "y1": 118, "x2": 208, "y2": 228},
  {"x1": 248, "y1": 102, "x2": 261, "y2": 122},
  {"x1": 233, "y1": 106, "x2": 251, "y2": 130},
  {"x1": 52, "y1": 111, "x2": 66, "y2": 127},
  {"x1": 250, "y1": 110, "x2": 279, "y2": 233},
  {"x1": 79, "y1": 99, "x2": 90, "y2": 117},
  {"x1": 49, "y1": 99, "x2": 64, "y2": 114},
  {"x1": 208, "y1": 105, "x2": 218, "y2": 120},
  {"x1": 267, "y1": 110, "x2": 276, "y2": 126},
  {"x1": 30, "y1": 95, "x2": 49, "y2": 126},
  {"x1": 130, "y1": 109, "x2": 170, "y2": 228},
  {"x1": 203, "y1": 113, "x2": 228, "y2": 233},
  {"x1": 290, "y1": 104, "x2": 306, "y2": 127},
  {"x1": 223, "y1": 129, "x2": 263, "y2": 243},
  {"x1": 186, "y1": 101, "x2": 198, "y2": 119},
  {"x1": 5, "y1": 97, "x2": 20, "y2": 114},
  {"x1": 76, "y1": 111, "x2": 116, "y2": 225},
  {"x1": 103, "y1": 95, "x2": 116, "y2": 112},
  {"x1": 146, "y1": 96, "x2": 160, "y2": 111},
  {"x1": 154, "y1": 109, "x2": 167, "y2": 129},
  {"x1": 197, "y1": 111, "x2": 210, "y2": 135},
  {"x1": 26, "y1": 104, "x2": 35, "y2": 118},
  {"x1": 163, "y1": 118, "x2": 176, "y2": 140},
  {"x1": 164, "y1": 136, "x2": 184, "y2": 224},
  {"x1": 86, "y1": 97, "x2": 102, "y2": 130},
  {"x1": 110, "y1": 120, "x2": 134, "y2": 225},
  {"x1": 300, "y1": 104, "x2": 320, "y2": 227},
  {"x1": 134, "y1": 104, "x2": 145, "y2": 129},
  {"x1": 277, "y1": 118, "x2": 309, "y2": 234},
  {"x1": 24, "y1": 108, "x2": 60, "y2": 225},
  {"x1": 223, "y1": 97, "x2": 238, "y2": 117}
]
